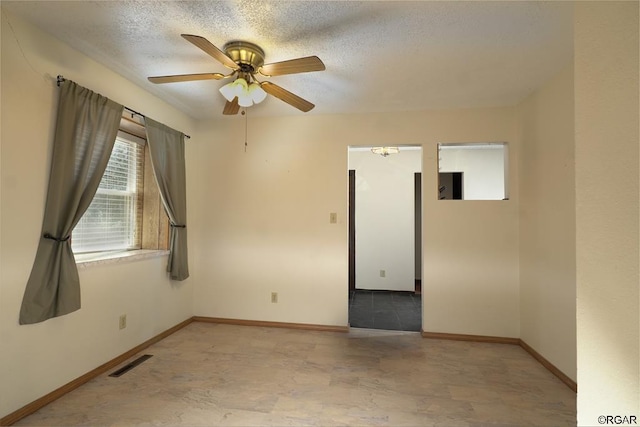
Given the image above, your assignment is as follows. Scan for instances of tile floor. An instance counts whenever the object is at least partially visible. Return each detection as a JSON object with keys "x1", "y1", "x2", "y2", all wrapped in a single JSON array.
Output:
[
  {"x1": 349, "y1": 289, "x2": 422, "y2": 331},
  {"x1": 14, "y1": 322, "x2": 576, "y2": 426}
]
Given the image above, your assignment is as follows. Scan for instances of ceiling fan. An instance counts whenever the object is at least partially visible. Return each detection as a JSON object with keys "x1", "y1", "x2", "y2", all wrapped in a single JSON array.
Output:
[{"x1": 148, "y1": 34, "x2": 325, "y2": 115}]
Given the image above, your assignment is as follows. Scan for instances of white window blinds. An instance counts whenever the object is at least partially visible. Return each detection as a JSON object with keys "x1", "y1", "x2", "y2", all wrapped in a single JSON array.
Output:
[{"x1": 71, "y1": 132, "x2": 144, "y2": 253}]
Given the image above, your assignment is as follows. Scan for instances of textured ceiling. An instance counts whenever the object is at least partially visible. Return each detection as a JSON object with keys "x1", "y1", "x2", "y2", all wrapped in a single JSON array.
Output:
[{"x1": 2, "y1": 1, "x2": 573, "y2": 119}]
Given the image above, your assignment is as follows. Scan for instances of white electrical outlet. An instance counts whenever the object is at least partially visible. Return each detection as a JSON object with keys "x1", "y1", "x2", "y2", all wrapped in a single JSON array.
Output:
[
  {"x1": 380, "y1": 270, "x2": 386, "y2": 278},
  {"x1": 271, "y1": 292, "x2": 278, "y2": 303},
  {"x1": 119, "y1": 314, "x2": 127, "y2": 330}
]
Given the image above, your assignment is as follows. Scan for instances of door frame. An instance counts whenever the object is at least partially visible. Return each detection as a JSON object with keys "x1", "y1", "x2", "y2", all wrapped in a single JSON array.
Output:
[{"x1": 348, "y1": 169, "x2": 356, "y2": 292}]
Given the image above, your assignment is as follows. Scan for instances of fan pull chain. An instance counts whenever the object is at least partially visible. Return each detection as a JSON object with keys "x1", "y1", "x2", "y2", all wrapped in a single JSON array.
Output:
[{"x1": 243, "y1": 108, "x2": 248, "y2": 152}]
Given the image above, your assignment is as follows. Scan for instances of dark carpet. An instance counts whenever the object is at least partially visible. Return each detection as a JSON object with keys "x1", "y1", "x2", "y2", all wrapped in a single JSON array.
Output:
[{"x1": 348, "y1": 289, "x2": 422, "y2": 332}]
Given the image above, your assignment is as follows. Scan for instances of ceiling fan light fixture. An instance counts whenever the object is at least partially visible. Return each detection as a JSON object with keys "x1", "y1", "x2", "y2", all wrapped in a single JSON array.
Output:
[
  {"x1": 371, "y1": 147, "x2": 400, "y2": 157},
  {"x1": 220, "y1": 78, "x2": 266, "y2": 107}
]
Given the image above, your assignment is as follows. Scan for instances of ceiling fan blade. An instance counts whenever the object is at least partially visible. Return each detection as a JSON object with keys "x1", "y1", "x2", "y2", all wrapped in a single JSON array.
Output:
[
  {"x1": 148, "y1": 73, "x2": 226, "y2": 84},
  {"x1": 261, "y1": 82, "x2": 315, "y2": 112},
  {"x1": 259, "y1": 56, "x2": 325, "y2": 76},
  {"x1": 223, "y1": 97, "x2": 240, "y2": 115},
  {"x1": 181, "y1": 34, "x2": 239, "y2": 70}
]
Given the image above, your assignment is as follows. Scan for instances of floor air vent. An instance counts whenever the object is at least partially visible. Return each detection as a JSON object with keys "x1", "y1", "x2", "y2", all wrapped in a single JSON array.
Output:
[{"x1": 109, "y1": 354, "x2": 153, "y2": 377}]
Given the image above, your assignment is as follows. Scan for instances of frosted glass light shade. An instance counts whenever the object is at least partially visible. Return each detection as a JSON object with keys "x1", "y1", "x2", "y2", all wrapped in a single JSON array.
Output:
[
  {"x1": 219, "y1": 81, "x2": 237, "y2": 102},
  {"x1": 249, "y1": 83, "x2": 267, "y2": 104},
  {"x1": 237, "y1": 92, "x2": 253, "y2": 107},
  {"x1": 219, "y1": 78, "x2": 248, "y2": 102}
]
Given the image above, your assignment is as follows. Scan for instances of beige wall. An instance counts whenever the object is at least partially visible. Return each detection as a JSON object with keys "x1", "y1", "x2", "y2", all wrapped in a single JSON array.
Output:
[
  {"x1": 423, "y1": 110, "x2": 520, "y2": 337},
  {"x1": 518, "y1": 64, "x2": 576, "y2": 381},
  {"x1": 191, "y1": 107, "x2": 520, "y2": 337},
  {"x1": 0, "y1": 12, "x2": 196, "y2": 418},
  {"x1": 575, "y1": 2, "x2": 639, "y2": 424}
]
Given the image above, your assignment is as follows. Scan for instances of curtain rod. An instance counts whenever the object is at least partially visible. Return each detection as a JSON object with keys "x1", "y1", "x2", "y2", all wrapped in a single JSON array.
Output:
[{"x1": 56, "y1": 75, "x2": 191, "y2": 139}]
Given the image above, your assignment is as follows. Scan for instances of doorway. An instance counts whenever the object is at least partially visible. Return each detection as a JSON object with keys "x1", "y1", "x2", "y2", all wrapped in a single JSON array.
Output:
[{"x1": 347, "y1": 147, "x2": 423, "y2": 331}]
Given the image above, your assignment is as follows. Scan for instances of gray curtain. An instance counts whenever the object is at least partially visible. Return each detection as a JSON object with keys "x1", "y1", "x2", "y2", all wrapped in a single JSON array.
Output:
[
  {"x1": 19, "y1": 80, "x2": 123, "y2": 325},
  {"x1": 145, "y1": 118, "x2": 189, "y2": 280}
]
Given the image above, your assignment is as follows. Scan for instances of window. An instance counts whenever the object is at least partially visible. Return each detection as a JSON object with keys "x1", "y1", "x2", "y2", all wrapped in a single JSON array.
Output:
[
  {"x1": 71, "y1": 134, "x2": 144, "y2": 253},
  {"x1": 72, "y1": 116, "x2": 169, "y2": 256}
]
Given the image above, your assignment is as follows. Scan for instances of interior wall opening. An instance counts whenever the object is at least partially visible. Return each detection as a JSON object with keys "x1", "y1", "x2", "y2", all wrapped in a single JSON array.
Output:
[
  {"x1": 437, "y1": 142, "x2": 508, "y2": 200},
  {"x1": 347, "y1": 146, "x2": 423, "y2": 332}
]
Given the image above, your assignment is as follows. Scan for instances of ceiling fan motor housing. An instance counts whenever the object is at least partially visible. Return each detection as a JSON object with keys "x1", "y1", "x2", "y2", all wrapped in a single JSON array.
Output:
[{"x1": 223, "y1": 41, "x2": 265, "y2": 72}]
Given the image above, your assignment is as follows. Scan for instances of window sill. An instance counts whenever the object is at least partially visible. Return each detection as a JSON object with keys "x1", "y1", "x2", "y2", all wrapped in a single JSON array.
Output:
[{"x1": 75, "y1": 249, "x2": 169, "y2": 269}]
